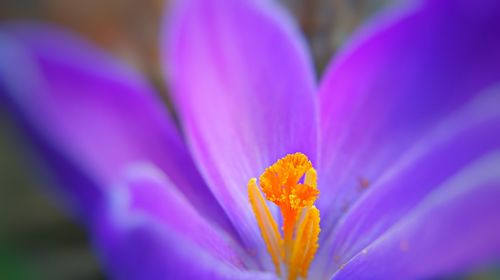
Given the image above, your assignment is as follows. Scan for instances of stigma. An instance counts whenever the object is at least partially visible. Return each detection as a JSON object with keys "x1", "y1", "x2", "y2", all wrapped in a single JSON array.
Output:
[{"x1": 248, "y1": 153, "x2": 320, "y2": 280}]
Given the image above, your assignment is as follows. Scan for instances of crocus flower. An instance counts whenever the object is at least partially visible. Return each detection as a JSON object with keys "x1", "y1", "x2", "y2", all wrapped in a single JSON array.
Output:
[{"x1": 1, "y1": 0, "x2": 500, "y2": 278}]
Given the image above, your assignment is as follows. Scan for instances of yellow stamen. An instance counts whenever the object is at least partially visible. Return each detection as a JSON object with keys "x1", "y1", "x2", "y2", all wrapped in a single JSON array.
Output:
[
  {"x1": 248, "y1": 178, "x2": 283, "y2": 276},
  {"x1": 290, "y1": 206, "x2": 320, "y2": 279},
  {"x1": 248, "y1": 152, "x2": 320, "y2": 280}
]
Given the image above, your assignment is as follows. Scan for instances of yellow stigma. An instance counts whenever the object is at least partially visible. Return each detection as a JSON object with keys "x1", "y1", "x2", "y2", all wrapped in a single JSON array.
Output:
[{"x1": 248, "y1": 152, "x2": 320, "y2": 280}]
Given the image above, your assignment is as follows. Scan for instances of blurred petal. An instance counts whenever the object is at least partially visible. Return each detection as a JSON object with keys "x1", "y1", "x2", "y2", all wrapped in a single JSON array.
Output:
[
  {"x1": 315, "y1": 87, "x2": 500, "y2": 278},
  {"x1": 317, "y1": 0, "x2": 500, "y2": 229},
  {"x1": 164, "y1": 0, "x2": 317, "y2": 257},
  {"x1": 104, "y1": 163, "x2": 244, "y2": 266},
  {"x1": 331, "y1": 152, "x2": 500, "y2": 279},
  {"x1": 0, "y1": 23, "x2": 230, "y2": 229},
  {"x1": 93, "y1": 167, "x2": 278, "y2": 279}
]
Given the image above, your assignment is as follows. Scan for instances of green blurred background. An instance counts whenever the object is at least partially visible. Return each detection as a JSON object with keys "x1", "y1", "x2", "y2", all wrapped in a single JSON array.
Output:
[{"x1": 0, "y1": 0, "x2": 498, "y2": 279}]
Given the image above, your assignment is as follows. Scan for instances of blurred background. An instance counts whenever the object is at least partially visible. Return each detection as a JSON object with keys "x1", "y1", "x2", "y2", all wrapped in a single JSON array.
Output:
[{"x1": 0, "y1": 0, "x2": 498, "y2": 279}]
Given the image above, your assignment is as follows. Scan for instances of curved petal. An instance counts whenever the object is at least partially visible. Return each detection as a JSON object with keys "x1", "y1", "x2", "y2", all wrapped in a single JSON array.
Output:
[
  {"x1": 103, "y1": 163, "x2": 244, "y2": 266},
  {"x1": 314, "y1": 87, "x2": 500, "y2": 278},
  {"x1": 331, "y1": 152, "x2": 500, "y2": 279},
  {"x1": 317, "y1": 0, "x2": 500, "y2": 229},
  {"x1": 93, "y1": 167, "x2": 278, "y2": 279},
  {"x1": 0, "y1": 23, "x2": 230, "y2": 230},
  {"x1": 164, "y1": 0, "x2": 318, "y2": 257}
]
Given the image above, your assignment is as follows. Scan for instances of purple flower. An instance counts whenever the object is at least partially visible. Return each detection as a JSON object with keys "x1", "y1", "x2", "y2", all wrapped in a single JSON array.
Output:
[{"x1": 1, "y1": 0, "x2": 500, "y2": 279}]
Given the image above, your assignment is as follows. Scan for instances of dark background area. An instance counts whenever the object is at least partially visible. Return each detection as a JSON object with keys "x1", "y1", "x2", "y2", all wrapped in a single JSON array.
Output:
[{"x1": 0, "y1": 0, "x2": 498, "y2": 279}]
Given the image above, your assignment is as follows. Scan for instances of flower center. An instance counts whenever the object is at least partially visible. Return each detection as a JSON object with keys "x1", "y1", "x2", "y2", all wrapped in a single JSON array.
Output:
[{"x1": 248, "y1": 152, "x2": 320, "y2": 280}]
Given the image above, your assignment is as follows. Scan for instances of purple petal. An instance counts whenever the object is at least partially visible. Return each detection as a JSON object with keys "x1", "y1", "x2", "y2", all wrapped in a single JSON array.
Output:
[
  {"x1": 164, "y1": 0, "x2": 317, "y2": 255},
  {"x1": 317, "y1": 0, "x2": 500, "y2": 229},
  {"x1": 0, "y1": 23, "x2": 230, "y2": 230},
  {"x1": 314, "y1": 88, "x2": 500, "y2": 278},
  {"x1": 93, "y1": 168, "x2": 278, "y2": 279},
  {"x1": 330, "y1": 153, "x2": 500, "y2": 279},
  {"x1": 103, "y1": 164, "x2": 244, "y2": 266}
]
